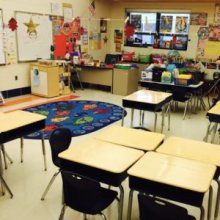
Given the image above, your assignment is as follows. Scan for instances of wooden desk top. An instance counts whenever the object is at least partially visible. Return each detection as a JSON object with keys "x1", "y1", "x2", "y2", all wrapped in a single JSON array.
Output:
[
  {"x1": 59, "y1": 138, "x2": 144, "y2": 173},
  {"x1": 95, "y1": 125, "x2": 165, "y2": 151},
  {"x1": 157, "y1": 136, "x2": 220, "y2": 166},
  {"x1": 208, "y1": 103, "x2": 220, "y2": 116},
  {"x1": 128, "y1": 152, "x2": 216, "y2": 193},
  {"x1": 123, "y1": 90, "x2": 172, "y2": 104},
  {"x1": 0, "y1": 110, "x2": 46, "y2": 132}
]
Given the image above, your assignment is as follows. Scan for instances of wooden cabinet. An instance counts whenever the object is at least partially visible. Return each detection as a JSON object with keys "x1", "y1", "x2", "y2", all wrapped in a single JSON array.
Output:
[
  {"x1": 30, "y1": 63, "x2": 60, "y2": 97},
  {"x1": 113, "y1": 68, "x2": 139, "y2": 96}
]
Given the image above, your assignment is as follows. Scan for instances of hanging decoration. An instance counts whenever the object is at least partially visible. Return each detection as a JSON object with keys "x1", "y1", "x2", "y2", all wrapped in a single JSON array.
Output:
[
  {"x1": 124, "y1": 22, "x2": 135, "y2": 40},
  {"x1": 8, "y1": 17, "x2": 18, "y2": 31}
]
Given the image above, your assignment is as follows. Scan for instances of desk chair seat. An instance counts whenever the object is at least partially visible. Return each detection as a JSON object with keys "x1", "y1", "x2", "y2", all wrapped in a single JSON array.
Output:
[
  {"x1": 138, "y1": 194, "x2": 196, "y2": 220},
  {"x1": 41, "y1": 128, "x2": 72, "y2": 200},
  {"x1": 59, "y1": 170, "x2": 118, "y2": 220},
  {"x1": 171, "y1": 86, "x2": 192, "y2": 120}
]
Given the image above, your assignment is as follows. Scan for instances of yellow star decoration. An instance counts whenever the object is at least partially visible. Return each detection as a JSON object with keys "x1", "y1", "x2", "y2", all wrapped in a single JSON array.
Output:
[{"x1": 24, "y1": 18, "x2": 39, "y2": 34}]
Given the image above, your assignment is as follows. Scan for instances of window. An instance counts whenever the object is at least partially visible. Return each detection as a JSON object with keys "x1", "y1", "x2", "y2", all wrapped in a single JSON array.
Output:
[{"x1": 124, "y1": 11, "x2": 190, "y2": 50}]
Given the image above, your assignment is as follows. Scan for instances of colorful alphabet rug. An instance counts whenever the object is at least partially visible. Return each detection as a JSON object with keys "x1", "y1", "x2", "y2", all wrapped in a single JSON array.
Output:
[{"x1": 24, "y1": 100, "x2": 126, "y2": 139}]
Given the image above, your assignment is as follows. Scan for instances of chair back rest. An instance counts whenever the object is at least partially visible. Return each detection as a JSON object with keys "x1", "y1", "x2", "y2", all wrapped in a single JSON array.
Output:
[
  {"x1": 61, "y1": 170, "x2": 101, "y2": 211},
  {"x1": 171, "y1": 86, "x2": 190, "y2": 100},
  {"x1": 138, "y1": 194, "x2": 190, "y2": 220},
  {"x1": 49, "y1": 128, "x2": 72, "y2": 166}
]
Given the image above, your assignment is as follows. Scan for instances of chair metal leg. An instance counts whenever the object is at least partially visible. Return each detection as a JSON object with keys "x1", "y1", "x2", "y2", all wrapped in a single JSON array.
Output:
[
  {"x1": 118, "y1": 185, "x2": 124, "y2": 220},
  {"x1": 154, "y1": 112, "x2": 157, "y2": 132},
  {"x1": 131, "y1": 109, "x2": 134, "y2": 127},
  {"x1": 41, "y1": 170, "x2": 60, "y2": 200},
  {"x1": 76, "y1": 72, "x2": 84, "y2": 90},
  {"x1": 215, "y1": 180, "x2": 220, "y2": 219},
  {"x1": 4, "y1": 150, "x2": 13, "y2": 164},
  {"x1": 211, "y1": 123, "x2": 218, "y2": 144},
  {"x1": 127, "y1": 189, "x2": 134, "y2": 220},
  {"x1": 141, "y1": 111, "x2": 144, "y2": 126},
  {"x1": 83, "y1": 213, "x2": 87, "y2": 220},
  {"x1": 100, "y1": 213, "x2": 107, "y2": 220},
  {"x1": 20, "y1": 137, "x2": 24, "y2": 163},
  {"x1": 207, "y1": 185, "x2": 213, "y2": 220},
  {"x1": 1, "y1": 145, "x2": 8, "y2": 169},
  {"x1": 0, "y1": 174, "x2": 13, "y2": 198},
  {"x1": 41, "y1": 132, "x2": 47, "y2": 171},
  {"x1": 204, "y1": 122, "x2": 212, "y2": 142},
  {"x1": 200, "y1": 206, "x2": 205, "y2": 220},
  {"x1": 167, "y1": 103, "x2": 171, "y2": 131},
  {"x1": 183, "y1": 101, "x2": 188, "y2": 120},
  {"x1": 139, "y1": 110, "x2": 142, "y2": 126},
  {"x1": 121, "y1": 108, "x2": 125, "y2": 126},
  {"x1": 59, "y1": 204, "x2": 66, "y2": 220}
]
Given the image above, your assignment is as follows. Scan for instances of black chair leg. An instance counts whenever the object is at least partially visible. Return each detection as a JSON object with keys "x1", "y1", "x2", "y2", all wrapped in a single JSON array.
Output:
[{"x1": 59, "y1": 204, "x2": 66, "y2": 220}]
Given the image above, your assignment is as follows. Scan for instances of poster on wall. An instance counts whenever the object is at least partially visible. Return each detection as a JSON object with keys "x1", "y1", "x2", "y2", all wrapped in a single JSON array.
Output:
[
  {"x1": 160, "y1": 16, "x2": 173, "y2": 33},
  {"x1": 52, "y1": 16, "x2": 77, "y2": 59},
  {"x1": 63, "y1": 3, "x2": 73, "y2": 23},
  {"x1": 208, "y1": 24, "x2": 220, "y2": 41},
  {"x1": 89, "y1": 32, "x2": 101, "y2": 50},
  {"x1": 50, "y1": 2, "x2": 62, "y2": 16},
  {"x1": 0, "y1": 9, "x2": 6, "y2": 64},
  {"x1": 3, "y1": 27, "x2": 17, "y2": 64},
  {"x1": 100, "y1": 18, "x2": 107, "y2": 33},
  {"x1": 214, "y1": 4, "x2": 220, "y2": 23},
  {"x1": 16, "y1": 11, "x2": 53, "y2": 61},
  {"x1": 114, "y1": 29, "x2": 123, "y2": 44},
  {"x1": 175, "y1": 16, "x2": 189, "y2": 33},
  {"x1": 130, "y1": 14, "x2": 141, "y2": 31},
  {"x1": 190, "y1": 12, "x2": 207, "y2": 25}
]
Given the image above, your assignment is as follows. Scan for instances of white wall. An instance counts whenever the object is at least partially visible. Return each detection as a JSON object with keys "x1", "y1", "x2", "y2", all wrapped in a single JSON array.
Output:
[{"x1": 0, "y1": 0, "x2": 111, "y2": 91}]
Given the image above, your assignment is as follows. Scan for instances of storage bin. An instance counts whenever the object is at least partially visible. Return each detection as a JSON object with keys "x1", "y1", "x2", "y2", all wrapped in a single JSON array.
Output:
[
  {"x1": 174, "y1": 78, "x2": 191, "y2": 86},
  {"x1": 139, "y1": 54, "x2": 151, "y2": 63}
]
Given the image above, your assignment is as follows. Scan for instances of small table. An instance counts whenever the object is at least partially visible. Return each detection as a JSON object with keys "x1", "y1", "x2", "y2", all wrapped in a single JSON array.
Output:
[
  {"x1": 0, "y1": 110, "x2": 46, "y2": 198},
  {"x1": 122, "y1": 89, "x2": 172, "y2": 133},
  {"x1": 204, "y1": 101, "x2": 220, "y2": 143},
  {"x1": 95, "y1": 125, "x2": 165, "y2": 151},
  {"x1": 127, "y1": 152, "x2": 216, "y2": 220},
  {"x1": 59, "y1": 138, "x2": 144, "y2": 220},
  {"x1": 140, "y1": 80, "x2": 205, "y2": 112},
  {"x1": 157, "y1": 136, "x2": 220, "y2": 219}
]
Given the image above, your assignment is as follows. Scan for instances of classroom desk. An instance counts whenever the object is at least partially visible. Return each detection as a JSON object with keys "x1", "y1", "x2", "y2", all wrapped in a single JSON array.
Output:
[
  {"x1": 74, "y1": 64, "x2": 114, "y2": 92},
  {"x1": 140, "y1": 80, "x2": 205, "y2": 112},
  {"x1": 127, "y1": 152, "x2": 216, "y2": 220},
  {"x1": 204, "y1": 101, "x2": 220, "y2": 143},
  {"x1": 122, "y1": 89, "x2": 172, "y2": 133},
  {"x1": 58, "y1": 138, "x2": 144, "y2": 220},
  {"x1": 156, "y1": 136, "x2": 220, "y2": 219},
  {"x1": 0, "y1": 110, "x2": 46, "y2": 198},
  {"x1": 95, "y1": 125, "x2": 165, "y2": 151}
]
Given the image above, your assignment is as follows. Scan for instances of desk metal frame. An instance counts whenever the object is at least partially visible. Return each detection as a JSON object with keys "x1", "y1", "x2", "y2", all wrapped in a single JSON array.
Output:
[
  {"x1": 122, "y1": 90, "x2": 172, "y2": 133},
  {"x1": 0, "y1": 111, "x2": 46, "y2": 198}
]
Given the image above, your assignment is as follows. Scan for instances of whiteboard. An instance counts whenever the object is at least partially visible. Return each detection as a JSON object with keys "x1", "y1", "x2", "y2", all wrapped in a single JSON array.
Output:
[
  {"x1": 16, "y1": 11, "x2": 53, "y2": 62},
  {"x1": 0, "y1": 9, "x2": 6, "y2": 64}
]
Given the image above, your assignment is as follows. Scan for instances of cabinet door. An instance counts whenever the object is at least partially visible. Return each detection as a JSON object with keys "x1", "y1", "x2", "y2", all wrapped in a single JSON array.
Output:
[{"x1": 30, "y1": 66, "x2": 48, "y2": 96}]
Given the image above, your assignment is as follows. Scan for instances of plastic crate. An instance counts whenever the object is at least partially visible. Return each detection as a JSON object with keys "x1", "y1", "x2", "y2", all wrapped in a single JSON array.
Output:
[{"x1": 174, "y1": 77, "x2": 191, "y2": 86}]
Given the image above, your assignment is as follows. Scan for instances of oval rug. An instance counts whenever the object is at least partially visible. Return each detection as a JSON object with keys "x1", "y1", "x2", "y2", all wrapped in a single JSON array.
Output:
[{"x1": 24, "y1": 100, "x2": 126, "y2": 139}]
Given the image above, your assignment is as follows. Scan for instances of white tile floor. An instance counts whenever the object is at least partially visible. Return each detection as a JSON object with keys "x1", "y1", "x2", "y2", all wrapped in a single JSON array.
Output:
[{"x1": 0, "y1": 88, "x2": 219, "y2": 220}]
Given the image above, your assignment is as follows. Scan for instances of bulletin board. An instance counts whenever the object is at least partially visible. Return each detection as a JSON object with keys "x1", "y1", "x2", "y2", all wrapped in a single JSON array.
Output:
[
  {"x1": 0, "y1": 9, "x2": 6, "y2": 64},
  {"x1": 15, "y1": 11, "x2": 53, "y2": 62},
  {"x1": 197, "y1": 25, "x2": 220, "y2": 59}
]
